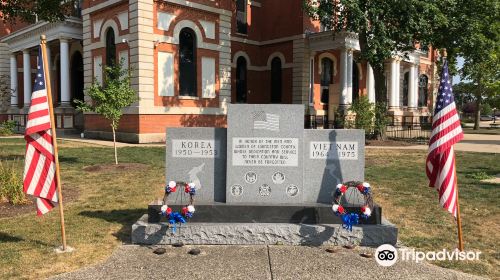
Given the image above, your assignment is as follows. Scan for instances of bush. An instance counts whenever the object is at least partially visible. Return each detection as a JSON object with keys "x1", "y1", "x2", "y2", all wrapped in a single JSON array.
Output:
[
  {"x1": 0, "y1": 161, "x2": 28, "y2": 205},
  {"x1": 350, "y1": 96, "x2": 375, "y2": 135},
  {"x1": 0, "y1": 120, "x2": 16, "y2": 136}
]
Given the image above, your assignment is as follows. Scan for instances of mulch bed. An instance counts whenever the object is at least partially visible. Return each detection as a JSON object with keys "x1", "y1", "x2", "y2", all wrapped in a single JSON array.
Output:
[
  {"x1": 0, "y1": 185, "x2": 79, "y2": 218},
  {"x1": 83, "y1": 163, "x2": 148, "y2": 172}
]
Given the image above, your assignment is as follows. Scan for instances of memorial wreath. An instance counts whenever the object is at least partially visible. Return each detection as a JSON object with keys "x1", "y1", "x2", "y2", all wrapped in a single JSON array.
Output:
[
  {"x1": 331, "y1": 181, "x2": 373, "y2": 231},
  {"x1": 160, "y1": 180, "x2": 197, "y2": 233}
]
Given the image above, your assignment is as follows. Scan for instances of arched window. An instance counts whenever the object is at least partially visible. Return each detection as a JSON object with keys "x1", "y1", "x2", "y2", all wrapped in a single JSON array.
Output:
[
  {"x1": 270, "y1": 57, "x2": 282, "y2": 103},
  {"x1": 403, "y1": 72, "x2": 409, "y2": 107},
  {"x1": 236, "y1": 56, "x2": 247, "y2": 103},
  {"x1": 179, "y1": 28, "x2": 197, "y2": 97},
  {"x1": 105, "y1": 28, "x2": 116, "y2": 66},
  {"x1": 320, "y1": 58, "x2": 333, "y2": 104},
  {"x1": 352, "y1": 60, "x2": 359, "y2": 102},
  {"x1": 236, "y1": 0, "x2": 247, "y2": 34},
  {"x1": 418, "y1": 75, "x2": 428, "y2": 107}
]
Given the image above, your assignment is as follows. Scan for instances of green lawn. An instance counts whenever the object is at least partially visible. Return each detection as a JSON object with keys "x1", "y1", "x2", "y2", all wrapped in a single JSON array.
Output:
[
  {"x1": 0, "y1": 138, "x2": 498, "y2": 279},
  {"x1": 463, "y1": 127, "x2": 500, "y2": 135}
]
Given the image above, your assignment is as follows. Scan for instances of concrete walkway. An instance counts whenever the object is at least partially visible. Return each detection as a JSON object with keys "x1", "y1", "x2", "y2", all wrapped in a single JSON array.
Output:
[
  {"x1": 56, "y1": 133, "x2": 500, "y2": 153},
  {"x1": 367, "y1": 133, "x2": 500, "y2": 153},
  {"x1": 50, "y1": 245, "x2": 484, "y2": 280},
  {"x1": 2, "y1": 133, "x2": 499, "y2": 153}
]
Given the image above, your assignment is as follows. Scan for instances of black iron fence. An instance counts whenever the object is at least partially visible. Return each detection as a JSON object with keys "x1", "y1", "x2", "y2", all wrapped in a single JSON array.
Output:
[
  {"x1": 305, "y1": 114, "x2": 432, "y2": 143},
  {"x1": 386, "y1": 122, "x2": 432, "y2": 143},
  {"x1": 304, "y1": 115, "x2": 339, "y2": 129}
]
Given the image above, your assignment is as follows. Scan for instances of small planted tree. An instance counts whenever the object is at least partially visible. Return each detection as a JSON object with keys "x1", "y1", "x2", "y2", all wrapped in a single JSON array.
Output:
[
  {"x1": 0, "y1": 74, "x2": 12, "y2": 113},
  {"x1": 75, "y1": 60, "x2": 138, "y2": 164}
]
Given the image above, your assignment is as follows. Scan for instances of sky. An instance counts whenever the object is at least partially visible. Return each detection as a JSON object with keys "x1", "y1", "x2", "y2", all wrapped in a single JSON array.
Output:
[{"x1": 452, "y1": 57, "x2": 464, "y2": 85}]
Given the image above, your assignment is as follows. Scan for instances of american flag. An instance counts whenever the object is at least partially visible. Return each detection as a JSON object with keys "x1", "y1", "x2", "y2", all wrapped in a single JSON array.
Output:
[
  {"x1": 23, "y1": 46, "x2": 58, "y2": 215},
  {"x1": 426, "y1": 60, "x2": 463, "y2": 217},
  {"x1": 253, "y1": 111, "x2": 280, "y2": 131}
]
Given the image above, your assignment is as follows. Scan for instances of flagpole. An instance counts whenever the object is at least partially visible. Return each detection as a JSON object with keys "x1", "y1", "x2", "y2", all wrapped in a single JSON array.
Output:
[
  {"x1": 40, "y1": 35, "x2": 67, "y2": 251},
  {"x1": 441, "y1": 48, "x2": 464, "y2": 251},
  {"x1": 454, "y1": 160, "x2": 464, "y2": 251}
]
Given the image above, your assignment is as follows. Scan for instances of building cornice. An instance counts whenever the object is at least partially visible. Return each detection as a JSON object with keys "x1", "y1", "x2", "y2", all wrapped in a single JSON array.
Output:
[
  {"x1": 156, "y1": 0, "x2": 232, "y2": 16},
  {"x1": 1, "y1": 18, "x2": 83, "y2": 52},
  {"x1": 231, "y1": 34, "x2": 305, "y2": 46}
]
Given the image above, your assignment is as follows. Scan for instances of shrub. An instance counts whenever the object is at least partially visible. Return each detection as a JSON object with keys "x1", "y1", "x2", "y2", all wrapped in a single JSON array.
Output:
[
  {"x1": 350, "y1": 96, "x2": 375, "y2": 135},
  {"x1": 0, "y1": 161, "x2": 28, "y2": 205},
  {"x1": 0, "y1": 120, "x2": 16, "y2": 136}
]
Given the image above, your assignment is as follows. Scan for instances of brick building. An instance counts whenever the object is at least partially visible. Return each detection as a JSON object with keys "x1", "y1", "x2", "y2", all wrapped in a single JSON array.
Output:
[{"x1": 0, "y1": 0, "x2": 438, "y2": 143}]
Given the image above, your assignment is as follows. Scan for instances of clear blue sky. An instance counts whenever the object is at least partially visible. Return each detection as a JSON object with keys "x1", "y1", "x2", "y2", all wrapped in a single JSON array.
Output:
[{"x1": 452, "y1": 57, "x2": 464, "y2": 85}]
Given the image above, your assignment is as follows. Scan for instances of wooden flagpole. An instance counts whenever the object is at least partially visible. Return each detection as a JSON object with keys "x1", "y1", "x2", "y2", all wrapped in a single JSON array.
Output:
[
  {"x1": 442, "y1": 48, "x2": 464, "y2": 251},
  {"x1": 454, "y1": 160, "x2": 464, "y2": 251},
  {"x1": 40, "y1": 35, "x2": 67, "y2": 251}
]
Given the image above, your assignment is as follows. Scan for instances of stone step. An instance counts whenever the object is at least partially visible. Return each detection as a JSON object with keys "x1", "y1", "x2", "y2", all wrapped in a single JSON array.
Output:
[{"x1": 131, "y1": 214, "x2": 398, "y2": 247}]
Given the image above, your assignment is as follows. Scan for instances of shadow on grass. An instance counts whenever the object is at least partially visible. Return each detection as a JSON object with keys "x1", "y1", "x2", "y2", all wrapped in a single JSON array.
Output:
[
  {"x1": 0, "y1": 232, "x2": 52, "y2": 247},
  {"x1": 0, "y1": 155, "x2": 24, "y2": 161},
  {"x1": 79, "y1": 209, "x2": 145, "y2": 243},
  {"x1": 59, "y1": 156, "x2": 79, "y2": 163},
  {"x1": 0, "y1": 232, "x2": 24, "y2": 243}
]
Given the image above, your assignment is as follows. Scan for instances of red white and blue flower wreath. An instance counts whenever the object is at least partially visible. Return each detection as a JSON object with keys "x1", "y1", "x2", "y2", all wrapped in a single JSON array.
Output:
[
  {"x1": 161, "y1": 180, "x2": 196, "y2": 233},
  {"x1": 332, "y1": 181, "x2": 374, "y2": 231}
]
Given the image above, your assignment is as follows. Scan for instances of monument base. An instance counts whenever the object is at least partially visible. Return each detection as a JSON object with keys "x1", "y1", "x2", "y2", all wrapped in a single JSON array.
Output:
[
  {"x1": 131, "y1": 214, "x2": 398, "y2": 246},
  {"x1": 147, "y1": 202, "x2": 382, "y2": 225}
]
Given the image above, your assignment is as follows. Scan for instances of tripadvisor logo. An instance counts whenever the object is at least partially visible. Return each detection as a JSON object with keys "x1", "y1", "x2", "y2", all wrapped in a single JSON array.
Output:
[
  {"x1": 375, "y1": 244, "x2": 398, "y2": 267},
  {"x1": 375, "y1": 244, "x2": 482, "y2": 267}
]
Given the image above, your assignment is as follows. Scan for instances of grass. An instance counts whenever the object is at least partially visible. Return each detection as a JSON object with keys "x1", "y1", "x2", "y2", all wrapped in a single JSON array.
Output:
[
  {"x1": 463, "y1": 127, "x2": 500, "y2": 135},
  {"x1": 0, "y1": 139, "x2": 499, "y2": 279},
  {"x1": 367, "y1": 149, "x2": 499, "y2": 278}
]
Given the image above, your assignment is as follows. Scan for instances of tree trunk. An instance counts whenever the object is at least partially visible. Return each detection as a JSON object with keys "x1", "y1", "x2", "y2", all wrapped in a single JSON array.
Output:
[
  {"x1": 474, "y1": 94, "x2": 482, "y2": 130},
  {"x1": 373, "y1": 67, "x2": 388, "y2": 140},
  {"x1": 373, "y1": 69, "x2": 387, "y2": 104},
  {"x1": 112, "y1": 123, "x2": 118, "y2": 165},
  {"x1": 358, "y1": 29, "x2": 388, "y2": 140}
]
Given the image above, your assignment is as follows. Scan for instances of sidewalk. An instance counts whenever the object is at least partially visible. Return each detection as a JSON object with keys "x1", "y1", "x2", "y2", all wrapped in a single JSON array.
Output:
[
  {"x1": 57, "y1": 133, "x2": 500, "y2": 153},
  {"x1": 50, "y1": 245, "x2": 484, "y2": 280},
  {"x1": 366, "y1": 133, "x2": 500, "y2": 153},
  {"x1": 3, "y1": 133, "x2": 498, "y2": 153}
]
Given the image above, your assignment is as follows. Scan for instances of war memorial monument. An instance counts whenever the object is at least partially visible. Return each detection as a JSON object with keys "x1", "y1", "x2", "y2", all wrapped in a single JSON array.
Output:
[{"x1": 132, "y1": 104, "x2": 397, "y2": 246}]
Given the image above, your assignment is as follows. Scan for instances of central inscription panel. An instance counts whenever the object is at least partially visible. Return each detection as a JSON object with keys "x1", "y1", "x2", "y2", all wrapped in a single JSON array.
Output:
[
  {"x1": 226, "y1": 104, "x2": 304, "y2": 204},
  {"x1": 232, "y1": 138, "x2": 299, "y2": 166}
]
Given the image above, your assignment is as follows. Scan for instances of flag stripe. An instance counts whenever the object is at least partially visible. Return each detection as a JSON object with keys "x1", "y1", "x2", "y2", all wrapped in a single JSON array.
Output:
[{"x1": 23, "y1": 46, "x2": 58, "y2": 216}]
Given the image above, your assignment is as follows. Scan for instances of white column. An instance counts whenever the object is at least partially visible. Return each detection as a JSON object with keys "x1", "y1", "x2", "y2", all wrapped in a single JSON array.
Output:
[
  {"x1": 45, "y1": 46, "x2": 54, "y2": 101},
  {"x1": 340, "y1": 48, "x2": 353, "y2": 107},
  {"x1": 23, "y1": 49, "x2": 31, "y2": 107},
  {"x1": 408, "y1": 64, "x2": 418, "y2": 109},
  {"x1": 346, "y1": 50, "x2": 353, "y2": 105},
  {"x1": 389, "y1": 58, "x2": 400, "y2": 109},
  {"x1": 10, "y1": 54, "x2": 18, "y2": 107},
  {"x1": 60, "y1": 38, "x2": 70, "y2": 105},
  {"x1": 366, "y1": 63, "x2": 375, "y2": 103}
]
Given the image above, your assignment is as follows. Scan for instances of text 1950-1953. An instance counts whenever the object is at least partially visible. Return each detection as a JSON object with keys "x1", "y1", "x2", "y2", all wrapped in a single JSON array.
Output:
[{"x1": 172, "y1": 140, "x2": 220, "y2": 158}]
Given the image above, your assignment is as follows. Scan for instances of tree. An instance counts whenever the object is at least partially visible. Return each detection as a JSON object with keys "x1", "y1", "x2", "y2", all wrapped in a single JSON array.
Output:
[
  {"x1": 305, "y1": 0, "x2": 446, "y2": 138},
  {"x1": 75, "y1": 60, "x2": 138, "y2": 165},
  {"x1": 446, "y1": 0, "x2": 500, "y2": 129},
  {"x1": 0, "y1": 0, "x2": 77, "y2": 23},
  {"x1": 0, "y1": 74, "x2": 12, "y2": 113}
]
